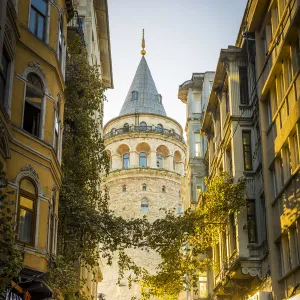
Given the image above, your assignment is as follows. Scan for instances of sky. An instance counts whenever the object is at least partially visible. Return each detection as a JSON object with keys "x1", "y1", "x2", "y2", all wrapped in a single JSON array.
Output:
[{"x1": 104, "y1": 0, "x2": 248, "y2": 130}]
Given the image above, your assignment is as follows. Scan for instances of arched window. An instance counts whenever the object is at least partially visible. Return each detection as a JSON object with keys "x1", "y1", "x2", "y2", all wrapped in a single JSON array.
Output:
[
  {"x1": 23, "y1": 73, "x2": 44, "y2": 137},
  {"x1": 17, "y1": 178, "x2": 37, "y2": 245},
  {"x1": 156, "y1": 154, "x2": 163, "y2": 168},
  {"x1": 142, "y1": 183, "x2": 147, "y2": 191},
  {"x1": 139, "y1": 152, "x2": 147, "y2": 167},
  {"x1": 156, "y1": 124, "x2": 163, "y2": 133},
  {"x1": 122, "y1": 184, "x2": 126, "y2": 192},
  {"x1": 58, "y1": 14, "x2": 64, "y2": 65},
  {"x1": 177, "y1": 204, "x2": 183, "y2": 215},
  {"x1": 140, "y1": 122, "x2": 147, "y2": 131},
  {"x1": 157, "y1": 94, "x2": 162, "y2": 104},
  {"x1": 123, "y1": 123, "x2": 129, "y2": 132},
  {"x1": 123, "y1": 153, "x2": 130, "y2": 168},
  {"x1": 141, "y1": 199, "x2": 149, "y2": 212},
  {"x1": 132, "y1": 91, "x2": 138, "y2": 101},
  {"x1": 162, "y1": 185, "x2": 166, "y2": 193}
]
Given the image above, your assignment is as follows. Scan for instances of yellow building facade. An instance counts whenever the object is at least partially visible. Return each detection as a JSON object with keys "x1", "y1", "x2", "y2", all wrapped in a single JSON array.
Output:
[{"x1": 0, "y1": 0, "x2": 72, "y2": 298}]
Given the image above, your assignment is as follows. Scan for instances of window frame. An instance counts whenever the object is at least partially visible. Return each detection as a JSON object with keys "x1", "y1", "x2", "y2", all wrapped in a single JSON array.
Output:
[
  {"x1": 239, "y1": 66, "x2": 249, "y2": 105},
  {"x1": 139, "y1": 152, "x2": 147, "y2": 167},
  {"x1": 123, "y1": 153, "x2": 130, "y2": 169},
  {"x1": 142, "y1": 183, "x2": 147, "y2": 191},
  {"x1": 242, "y1": 131, "x2": 253, "y2": 171},
  {"x1": 29, "y1": 0, "x2": 48, "y2": 41},
  {"x1": 141, "y1": 199, "x2": 149, "y2": 212},
  {"x1": 247, "y1": 199, "x2": 258, "y2": 243},
  {"x1": 17, "y1": 178, "x2": 37, "y2": 246},
  {"x1": 156, "y1": 153, "x2": 163, "y2": 168}
]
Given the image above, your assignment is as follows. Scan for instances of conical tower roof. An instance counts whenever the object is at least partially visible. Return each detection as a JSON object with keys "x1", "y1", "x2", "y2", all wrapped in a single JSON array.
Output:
[{"x1": 119, "y1": 56, "x2": 167, "y2": 116}]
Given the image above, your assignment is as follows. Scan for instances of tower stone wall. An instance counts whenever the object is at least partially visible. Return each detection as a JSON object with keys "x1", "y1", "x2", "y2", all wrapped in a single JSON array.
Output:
[{"x1": 98, "y1": 54, "x2": 186, "y2": 299}]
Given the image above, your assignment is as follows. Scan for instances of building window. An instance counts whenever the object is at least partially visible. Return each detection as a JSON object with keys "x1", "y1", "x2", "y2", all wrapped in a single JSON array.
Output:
[
  {"x1": 29, "y1": 0, "x2": 48, "y2": 41},
  {"x1": 226, "y1": 85, "x2": 230, "y2": 114},
  {"x1": 140, "y1": 121, "x2": 147, "y2": 131},
  {"x1": 229, "y1": 213, "x2": 237, "y2": 253},
  {"x1": 54, "y1": 105, "x2": 60, "y2": 154},
  {"x1": 177, "y1": 204, "x2": 183, "y2": 215},
  {"x1": 49, "y1": 191, "x2": 56, "y2": 254},
  {"x1": 139, "y1": 152, "x2": 147, "y2": 167},
  {"x1": 123, "y1": 153, "x2": 130, "y2": 168},
  {"x1": 58, "y1": 15, "x2": 63, "y2": 65},
  {"x1": 284, "y1": 146, "x2": 291, "y2": 179},
  {"x1": 195, "y1": 133, "x2": 201, "y2": 156},
  {"x1": 209, "y1": 81, "x2": 213, "y2": 93},
  {"x1": 239, "y1": 66, "x2": 249, "y2": 105},
  {"x1": 286, "y1": 55, "x2": 292, "y2": 88},
  {"x1": 157, "y1": 94, "x2": 162, "y2": 104},
  {"x1": 198, "y1": 272, "x2": 208, "y2": 298},
  {"x1": 247, "y1": 199, "x2": 257, "y2": 243},
  {"x1": 271, "y1": 165, "x2": 278, "y2": 196},
  {"x1": 23, "y1": 73, "x2": 44, "y2": 138},
  {"x1": 156, "y1": 154, "x2": 163, "y2": 168},
  {"x1": 141, "y1": 199, "x2": 149, "y2": 212},
  {"x1": 242, "y1": 131, "x2": 253, "y2": 170},
  {"x1": 122, "y1": 184, "x2": 126, "y2": 192},
  {"x1": 156, "y1": 124, "x2": 163, "y2": 133},
  {"x1": 162, "y1": 185, "x2": 166, "y2": 193},
  {"x1": 196, "y1": 185, "x2": 202, "y2": 201},
  {"x1": 17, "y1": 178, "x2": 37, "y2": 245},
  {"x1": 0, "y1": 48, "x2": 10, "y2": 106},
  {"x1": 279, "y1": 71, "x2": 284, "y2": 100},
  {"x1": 292, "y1": 133, "x2": 299, "y2": 169},
  {"x1": 131, "y1": 90, "x2": 138, "y2": 101},
  {"x1": 142, "y1": 183, "x2": 147, "y2": 191}
]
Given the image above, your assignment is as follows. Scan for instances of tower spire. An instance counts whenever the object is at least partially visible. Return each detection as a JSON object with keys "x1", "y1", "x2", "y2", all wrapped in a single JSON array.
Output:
[{"x1": 141, "y1": 29, "x2": 146, "y2": 56}]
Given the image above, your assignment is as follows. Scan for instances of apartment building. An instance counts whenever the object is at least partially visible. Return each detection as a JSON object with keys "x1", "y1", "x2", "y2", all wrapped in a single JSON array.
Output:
[
  {"x1": 201, "y1": 35, "x2": 271, "y2": 300},
  {"x1": 238, "y1": 0, "x2": 300, "y2": 299},
  {"x1": 0, "y1": 0, "x2": 72, "y2": 298},
  {"x1": 178, "y1": 72, "x2": 214, "y2": 212}
]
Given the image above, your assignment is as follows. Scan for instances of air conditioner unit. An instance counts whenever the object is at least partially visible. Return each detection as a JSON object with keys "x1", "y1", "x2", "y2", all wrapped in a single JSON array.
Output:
[{"x1": 247, "y1": 292, "x2": 271, "y2": 300}]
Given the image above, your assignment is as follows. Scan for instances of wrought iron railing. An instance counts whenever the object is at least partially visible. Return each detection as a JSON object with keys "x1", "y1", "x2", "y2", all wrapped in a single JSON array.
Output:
[{"x1": 104, "y1": 125, "x2": 185, "y2": 143}]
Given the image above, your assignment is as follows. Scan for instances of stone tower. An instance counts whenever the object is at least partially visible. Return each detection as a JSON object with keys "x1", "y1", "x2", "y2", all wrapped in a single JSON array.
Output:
[{"x1": 98, "y1": 35, "x2": 186, "y2": 299}]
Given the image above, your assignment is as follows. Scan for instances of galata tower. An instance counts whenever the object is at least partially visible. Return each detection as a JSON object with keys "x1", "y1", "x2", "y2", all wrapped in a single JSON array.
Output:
[{"x1": 99, "y1": 32, "x2": 186, "y2": 299}]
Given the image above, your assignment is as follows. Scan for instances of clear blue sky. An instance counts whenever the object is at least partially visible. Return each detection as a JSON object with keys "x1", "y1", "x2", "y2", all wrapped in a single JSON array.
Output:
[{"x1": 104, "y1": 0, "x2": 248, "y2": 131}]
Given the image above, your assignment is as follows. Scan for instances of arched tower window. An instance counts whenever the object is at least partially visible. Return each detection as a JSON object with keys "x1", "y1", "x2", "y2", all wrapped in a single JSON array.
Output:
[
  {"x1": 142, "y1": 183, "x2": 147, "y2": 191},
  {"x1": 123, "y1": 153, "x2": 130, "y2": 168},
  {"x1": 141, "y1": 199, "x2": 149, "y2": 212},
  {"x1": 156, "y1": 145, "x2": 169, "y2": 169},
  {"x1": 23, "y1": 73, "x2": 44, "y2": 137},
  {"x1": 122, "y1": 184, "x2": 126, "y2": 192},
  {"x1": 132, "y1": 91, "x2": 138, "y2": 101},
  {"x1": 139, "y1": 152, "x2": 147, "y2": 167},
  {"x1": 157, "y1": 94, "x2": 162, "y2": 104},
  {"x1": 17, "y1": 178, "x2": 37, "y2": 245},
  {"x1": 162, "y1": 185, "x2": 166, "y2": 193},
  {"x1": 156, "y1": 124, "x2": 163, "y2": 133}
]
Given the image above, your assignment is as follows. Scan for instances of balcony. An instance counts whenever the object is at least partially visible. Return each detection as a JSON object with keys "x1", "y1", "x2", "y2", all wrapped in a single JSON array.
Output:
[
  {"x1": 104, "y1": 125, "x2": 185, "y2": 144},
  {"x1": 67, "y1": 11, "x2": 85, "y2": 45}
]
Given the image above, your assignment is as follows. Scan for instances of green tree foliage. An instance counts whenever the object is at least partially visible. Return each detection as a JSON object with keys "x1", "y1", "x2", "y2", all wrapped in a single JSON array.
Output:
[{"x1": 0, "y1": 162, "x2": 23, "y2": 296}]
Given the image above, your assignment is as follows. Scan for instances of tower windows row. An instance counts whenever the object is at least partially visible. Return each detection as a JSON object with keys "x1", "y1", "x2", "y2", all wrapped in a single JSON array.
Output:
[
  {"x1": 122, "y1": 184, "x2": 166, "y2": 193},
  {"x1": 131, "y1": 91, "x2": 163, "y2": 104}
]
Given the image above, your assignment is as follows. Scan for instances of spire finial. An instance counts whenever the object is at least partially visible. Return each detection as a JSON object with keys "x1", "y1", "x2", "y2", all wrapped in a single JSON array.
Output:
[{"x1": 141, "y1": 29, "x2": 146, "y2": 56}]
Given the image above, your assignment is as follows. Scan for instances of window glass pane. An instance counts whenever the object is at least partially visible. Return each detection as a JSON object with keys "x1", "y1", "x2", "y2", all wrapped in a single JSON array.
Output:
[
  {"x1": 1, "y1": 51, "x2": 9, "y2": 79},
  {"x1": 20, "y1": 178, "x2": 36, "y2": 194},
  {"x1": 29, "y1": 8, "x2": 37, "y2": 34},
  {"x1": 123, "y1": 154, "x2": 129, "y2": 168},
  {"x1": 32, "y1": 0, "x2": 47, "y2": 14},
  {"x1": 156, "y1": 154, "x2": 163, "y2": 168},
  {"x1": 20, "y1": 196, "x2": 34, "y2": 210},
  {"x1": 37, "y1": 14, "x2": 45, "y2": 40},
  {"x1": 18, "y1": 208, "x2": 33, "y2": 243},
  {"x1": 141, "y1": 201, "x2": 148, "y2": 212},
  {"x1": 139, "y1": 152, "x2": 147, "y2": 167}
]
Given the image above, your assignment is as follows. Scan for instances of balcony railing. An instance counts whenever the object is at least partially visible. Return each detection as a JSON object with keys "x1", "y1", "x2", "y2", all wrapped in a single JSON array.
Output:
[
  {"x1": 104, "y1": 125, "x2": 185, "y2": 143},
  {"x1": 67, "y1": 11, "x2": 85, "y2": 45}
]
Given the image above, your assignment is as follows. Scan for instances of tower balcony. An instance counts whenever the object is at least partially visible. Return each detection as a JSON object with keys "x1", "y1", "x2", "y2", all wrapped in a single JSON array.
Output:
[{"x1": 103, "y1": 125, "x2": 185, "y2": 144}]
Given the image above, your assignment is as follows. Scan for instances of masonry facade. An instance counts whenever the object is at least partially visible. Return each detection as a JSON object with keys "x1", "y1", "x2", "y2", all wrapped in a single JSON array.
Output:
[{"x1": 98, "y1": 49, "x2": 186, "y2": 299}]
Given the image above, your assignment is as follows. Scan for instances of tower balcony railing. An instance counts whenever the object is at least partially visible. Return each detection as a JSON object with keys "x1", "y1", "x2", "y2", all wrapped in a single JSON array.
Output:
[{"x1": 104, "y1": 125, "x2": 185, "y2": 143}]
